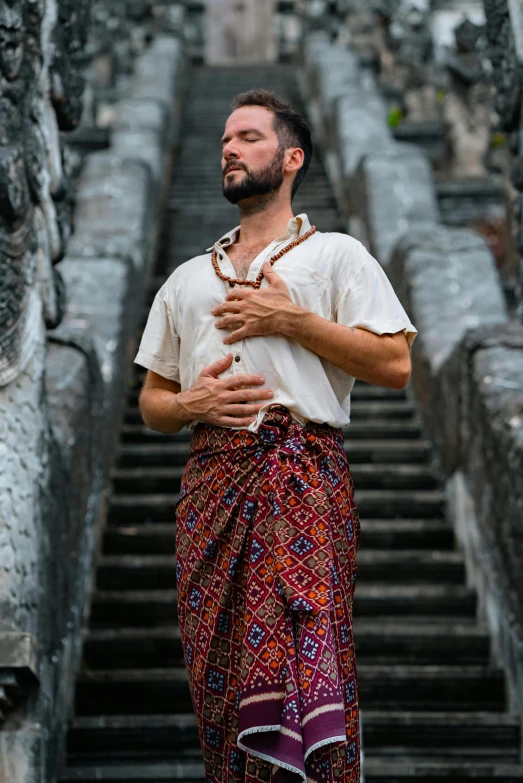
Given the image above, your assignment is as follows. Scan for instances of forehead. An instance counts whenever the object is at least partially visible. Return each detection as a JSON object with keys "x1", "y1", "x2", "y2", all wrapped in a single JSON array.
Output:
[{"x1": 223, "y1": 105, "x2": 276, "y2": 136}]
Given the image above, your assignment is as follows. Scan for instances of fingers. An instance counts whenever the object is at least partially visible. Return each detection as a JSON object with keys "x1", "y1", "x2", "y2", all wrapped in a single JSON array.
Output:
[
  {"x1": 262, "y1": 259, "x2": 279, "y2": 282},
  {"x1": 263, "y1": 260, "x2": 288, "y2": 292},
  {"x1": 215, "y1": 315, "x2": 244, "y2": 329},
  {"x1": 225, "y1": 289, "x2": 250, "y2": 301},
  {"x1": 212, "y1": 302, "x2": 243, "y2": 316},
  {"x1": 223, "y1": 327, "x2": 249, "y2": 344},
  {"x1": 222, "y1": 374, "x2": 265, "y2": 389},
  {"x1": 262, "y1": 259, "x2": 273, "y2": 277},
  {"x1": 201, "y1": 353, "x2": 233, "y2": 378},
  {"x1": 226, "y1": 388, "x2": 274, "y2": 403}
]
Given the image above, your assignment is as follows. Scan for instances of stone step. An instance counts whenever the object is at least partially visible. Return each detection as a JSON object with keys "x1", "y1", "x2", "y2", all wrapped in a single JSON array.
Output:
[
  {"x1": 90, "y1": 583, "x2": 478, "y2": 629},
  {"x1": 168, "y1": 197, "x2": 337, "y2": 211},
  {"x1": 168, "y1": 214, "x2": 343, "y2": 233},
  {"x1": 120, "y1": 419, "x2": 425, "y2": 443},
  {"x1": 353, "y1": 489, "x2": 445, "y2": 518},
  {"x1": 169, "y1": 179, "x2": 335, "y2": 191},
  {"x1": 359, "y1": 518, "x2": 452, "y2": 548},
  {"x1": 59, "y1": 761, "x2": 205, "y2": 782},
  {"x1": 167, "y1": 196, "x2": 333, "y2": 212},
  {"x1": 169, "y1": 163, "x2": 327, "y2": 174},
  {"x1": 109, "y1": 463, "x2": 438, "y2": 494},
  {"x1": 127, "y1": 379, "x2": 409, "y2": 403},
  {"x1": 362, "y1": 711, "x2": 521, "y2": 760},
  {"x1": 116, "y1": 442, "x2": 192, "y2": 469},
  {"x1": 103, "y1": 518, "x2": 452, "y2": 555},
  {"x1": 91, "y1": 590, "x2": 179, "y2": 627},
  {"x1": 95, "y1": 550, "x2": 465, "y2": 591},
  {"x1": 364, "y1": 760, "x2": 523, "y2": 781},
  {"x1": 131, "y1": 368, "x2": 390, "y2": 390},
  {"x1": 116, "y1": 439, "x2": 434, "y2": 468},
  {"x1": 168, "y1": 200, "x2": 334, "y2": 213},
  {"x1": 60, "y1": 759, "x2": 523, "y2": 783},
  {"x1": 66, "y1": 714, "x2": 200, "y2": 763},
  {"x1": 125, "y1": 400, "x2": 417, "y2": 425},
  {"x1": 74, "y1": 665, "x2": 506, "y2": 715},
  {"x1": 170, "y1": 188, "x2": 335, "y2": 201},
  {"x1": 65, "y1": 711, "x2": 521, "y2": 765},
  {"x1": 82, "y1": 622, "x2": 491, "y2": 668},
  {"x1": 106, "y1": 488, "x2": 445, "y2": 523}
]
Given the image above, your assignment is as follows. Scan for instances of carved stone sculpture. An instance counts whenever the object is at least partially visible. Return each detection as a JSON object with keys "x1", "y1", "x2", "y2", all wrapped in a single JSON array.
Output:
[
  {"x1": 373, "y1": 1, "x2": 438, "y2": 121},
  {"x1": 482, "y1": 0, "x2": 523, "y2": 319},
  {"x1": 336, "y1": 0, "x2": 385, "y2": 63},
  {"x1": 205, "y1": 0, "x2": 277, "y2": 65},
  {"x1": 442, "y1": 17, "x2": 492, "y2": 179},
  {"x1": 0, "y1": 0, "x2": 90, "y2": 387},
  {"x1": 87, "y1": 0, "x2": 159, "y2": 107},
  {"x1": 296, "y1": 0, "x2": 338, "y2": 37},
  {"x1": 396, "y1": 5, "x2": 436, "y2": 120},
  {"x1": 51, "y1": 0, "x2": 91, "y2": 131}
]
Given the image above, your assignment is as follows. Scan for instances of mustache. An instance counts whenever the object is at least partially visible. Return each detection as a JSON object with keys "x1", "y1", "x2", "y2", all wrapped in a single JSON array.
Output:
[{"x1": 223, "y1": 162, "x2": 248, "y2": 175}]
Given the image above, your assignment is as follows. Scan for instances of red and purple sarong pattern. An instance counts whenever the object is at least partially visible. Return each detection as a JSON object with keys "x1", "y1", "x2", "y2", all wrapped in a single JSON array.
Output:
[{"x1": 175, "y1": 406, "x2": 361, "y2": 782}]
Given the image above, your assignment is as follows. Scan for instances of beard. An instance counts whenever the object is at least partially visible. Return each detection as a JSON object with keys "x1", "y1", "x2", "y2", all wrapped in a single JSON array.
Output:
[{"x1": 222, "y1": 146, "x2": 285, "y2": 213}]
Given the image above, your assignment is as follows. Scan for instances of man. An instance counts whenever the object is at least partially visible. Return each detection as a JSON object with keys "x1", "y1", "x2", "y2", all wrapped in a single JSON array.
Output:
[{"x1": 134, "y1": 89, "x2": 417, "y2": 783}]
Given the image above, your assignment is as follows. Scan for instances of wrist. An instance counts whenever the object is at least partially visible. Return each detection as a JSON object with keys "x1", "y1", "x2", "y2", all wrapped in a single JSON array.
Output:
[
  {"x1": 278, "y1": 302, "x2": 311, "y2": 337},
  {"x1": 172, "y1": 390, "x2": 194, "y2": 424}
]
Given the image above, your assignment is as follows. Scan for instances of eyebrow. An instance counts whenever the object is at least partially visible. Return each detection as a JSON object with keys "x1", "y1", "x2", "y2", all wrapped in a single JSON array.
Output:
[{"x1": 221, "y1": 128, "x2": 264, "y2": 146}]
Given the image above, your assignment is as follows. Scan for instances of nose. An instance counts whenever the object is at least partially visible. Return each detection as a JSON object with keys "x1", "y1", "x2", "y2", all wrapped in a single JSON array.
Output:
[{"x1": 222, "y1": 139, "x2": 241, "y2": 162}]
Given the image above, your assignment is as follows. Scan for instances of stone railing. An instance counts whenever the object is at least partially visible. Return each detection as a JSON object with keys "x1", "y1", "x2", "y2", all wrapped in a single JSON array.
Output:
[
  {"x1": 300, "y1": 31, "x2": 523, "y2": 748},
  {"x1": 0, "y1": 29, "x2": 186, "y2": 783},
  {"x1": 482, "y1": 0, "x2": 523, "y2": 322}
]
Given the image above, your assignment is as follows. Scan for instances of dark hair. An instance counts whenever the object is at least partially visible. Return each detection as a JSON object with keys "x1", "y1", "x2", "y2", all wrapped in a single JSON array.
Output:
[{"x1": 229, "y1": 88, "x2": 313, "y2": 198}]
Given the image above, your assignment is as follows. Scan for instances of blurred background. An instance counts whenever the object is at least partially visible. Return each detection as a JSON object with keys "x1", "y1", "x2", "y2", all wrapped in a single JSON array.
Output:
[{"x1": 0, "y1": 1, "x2": 522, "y2": 781}]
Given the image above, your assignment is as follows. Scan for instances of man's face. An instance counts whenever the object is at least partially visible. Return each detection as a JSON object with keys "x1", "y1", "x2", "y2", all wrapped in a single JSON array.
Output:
[{"x1": 221, "y1": 106, "x2": 285, "y2": 204}]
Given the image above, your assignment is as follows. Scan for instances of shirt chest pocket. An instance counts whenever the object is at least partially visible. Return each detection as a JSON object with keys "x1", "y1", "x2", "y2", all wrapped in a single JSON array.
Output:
[{"x1": 287, "y1": 268, "x2": 331, "y2": 319}]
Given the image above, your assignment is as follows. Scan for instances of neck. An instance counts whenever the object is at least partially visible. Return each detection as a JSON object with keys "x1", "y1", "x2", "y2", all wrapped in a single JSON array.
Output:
[{"x1": 236, "y1": 193, "x2": 295, "y2": 247}]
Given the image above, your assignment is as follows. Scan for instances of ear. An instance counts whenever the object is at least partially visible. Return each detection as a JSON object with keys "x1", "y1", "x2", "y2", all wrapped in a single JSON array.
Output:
[{"x1": 284, "y1": 146, "x2": 304, "y2": 174}]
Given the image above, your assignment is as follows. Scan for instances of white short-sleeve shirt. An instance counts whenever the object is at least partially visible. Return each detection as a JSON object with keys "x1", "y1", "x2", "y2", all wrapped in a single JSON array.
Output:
[{"x1": 134, "y1": 213, "x2": 418, "y2": 432}]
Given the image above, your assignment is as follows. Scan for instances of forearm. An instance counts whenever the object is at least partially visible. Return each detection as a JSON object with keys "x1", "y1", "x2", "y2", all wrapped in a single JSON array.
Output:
[
  {"x1": 138, "y1": 387, "x2": 191, "y2": 434},
  {"x1": 279, "y1": 306, "x2": 410, "y2": 388}
]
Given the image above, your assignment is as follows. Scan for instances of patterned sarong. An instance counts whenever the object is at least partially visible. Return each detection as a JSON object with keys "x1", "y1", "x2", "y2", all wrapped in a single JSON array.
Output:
[{"x1": 175, "y1": 406, "x2": 361, "y2": 782}]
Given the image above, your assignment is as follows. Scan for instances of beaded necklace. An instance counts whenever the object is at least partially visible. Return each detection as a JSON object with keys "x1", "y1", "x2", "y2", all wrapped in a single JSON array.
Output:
[{"x1": 211, "y1": 225, "x2": 317, "y2": 289}]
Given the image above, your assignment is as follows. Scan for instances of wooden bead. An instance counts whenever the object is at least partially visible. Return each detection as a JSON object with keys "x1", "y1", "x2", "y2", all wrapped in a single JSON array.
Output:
[{"x1": 211, "y1": 226, "x2": 317, "y2": 288}]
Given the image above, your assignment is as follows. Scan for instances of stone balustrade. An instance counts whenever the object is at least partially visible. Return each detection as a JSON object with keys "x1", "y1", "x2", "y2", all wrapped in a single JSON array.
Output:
[
  {"x1": 0, "y1": 26, "x2": 186, "y2": 783},
  {"x1": 300, "y1": 30, "x2": 523, "y2": 747}
]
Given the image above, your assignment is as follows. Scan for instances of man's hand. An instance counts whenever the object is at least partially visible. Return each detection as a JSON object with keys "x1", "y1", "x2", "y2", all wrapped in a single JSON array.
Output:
[
  {"x1": 177, "y1": 354, "x2": 274, "y2": 427},
  {"x1": 212, "y1": 260, "x2": 299, "y2": 344}
]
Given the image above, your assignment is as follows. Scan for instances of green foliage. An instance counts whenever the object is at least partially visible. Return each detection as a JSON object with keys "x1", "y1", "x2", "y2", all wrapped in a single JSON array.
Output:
[
  {"x1": 387, "y1": 106, "x2": 403, "y2": 128},
  {"x1": 491, "y1": 131, "x2": 506, "y2": 148}
]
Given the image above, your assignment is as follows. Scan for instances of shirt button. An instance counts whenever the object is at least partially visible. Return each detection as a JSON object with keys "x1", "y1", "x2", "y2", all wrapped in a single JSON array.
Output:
[{"x1": 235, "y1": 355, "x2": 241, "y2": 362}]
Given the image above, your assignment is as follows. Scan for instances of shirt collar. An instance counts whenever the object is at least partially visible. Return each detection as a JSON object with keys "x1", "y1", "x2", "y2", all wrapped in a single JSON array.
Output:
[{"x1": 205, "y1": 213, "x2": 311, "y2": 252}]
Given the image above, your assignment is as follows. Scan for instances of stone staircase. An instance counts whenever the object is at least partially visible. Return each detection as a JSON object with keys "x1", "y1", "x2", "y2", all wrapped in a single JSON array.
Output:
[{"x1": 59, "y1": 65, "x2": 523, "y2": 782}]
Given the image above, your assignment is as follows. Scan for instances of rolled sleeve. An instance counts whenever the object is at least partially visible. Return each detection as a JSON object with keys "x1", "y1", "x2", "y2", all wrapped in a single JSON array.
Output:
[
  {"x1": 336, "y1": 244, "x2": 418, "y2": 350},
  {"x1": 134, "y1": 283, "x2": 181, "y2": 382}
]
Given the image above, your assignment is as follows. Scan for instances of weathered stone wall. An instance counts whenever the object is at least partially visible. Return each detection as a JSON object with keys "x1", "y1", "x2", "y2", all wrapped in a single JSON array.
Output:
[
  {"x1": 0, "y1": 6, "x2": 186, "y2": 778},
  {"x1": 0, "y1": 6, "x2": 92, "y2": 780},
  {"x1": 0, "y1": 0, "x2": 89, "y2": 389},
  {"x1": 482, "y1": 0, "x2": 523, "y2": 322},
  {"x1": 300, "y1": 30, "x2": 523, "y2": 735}
]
